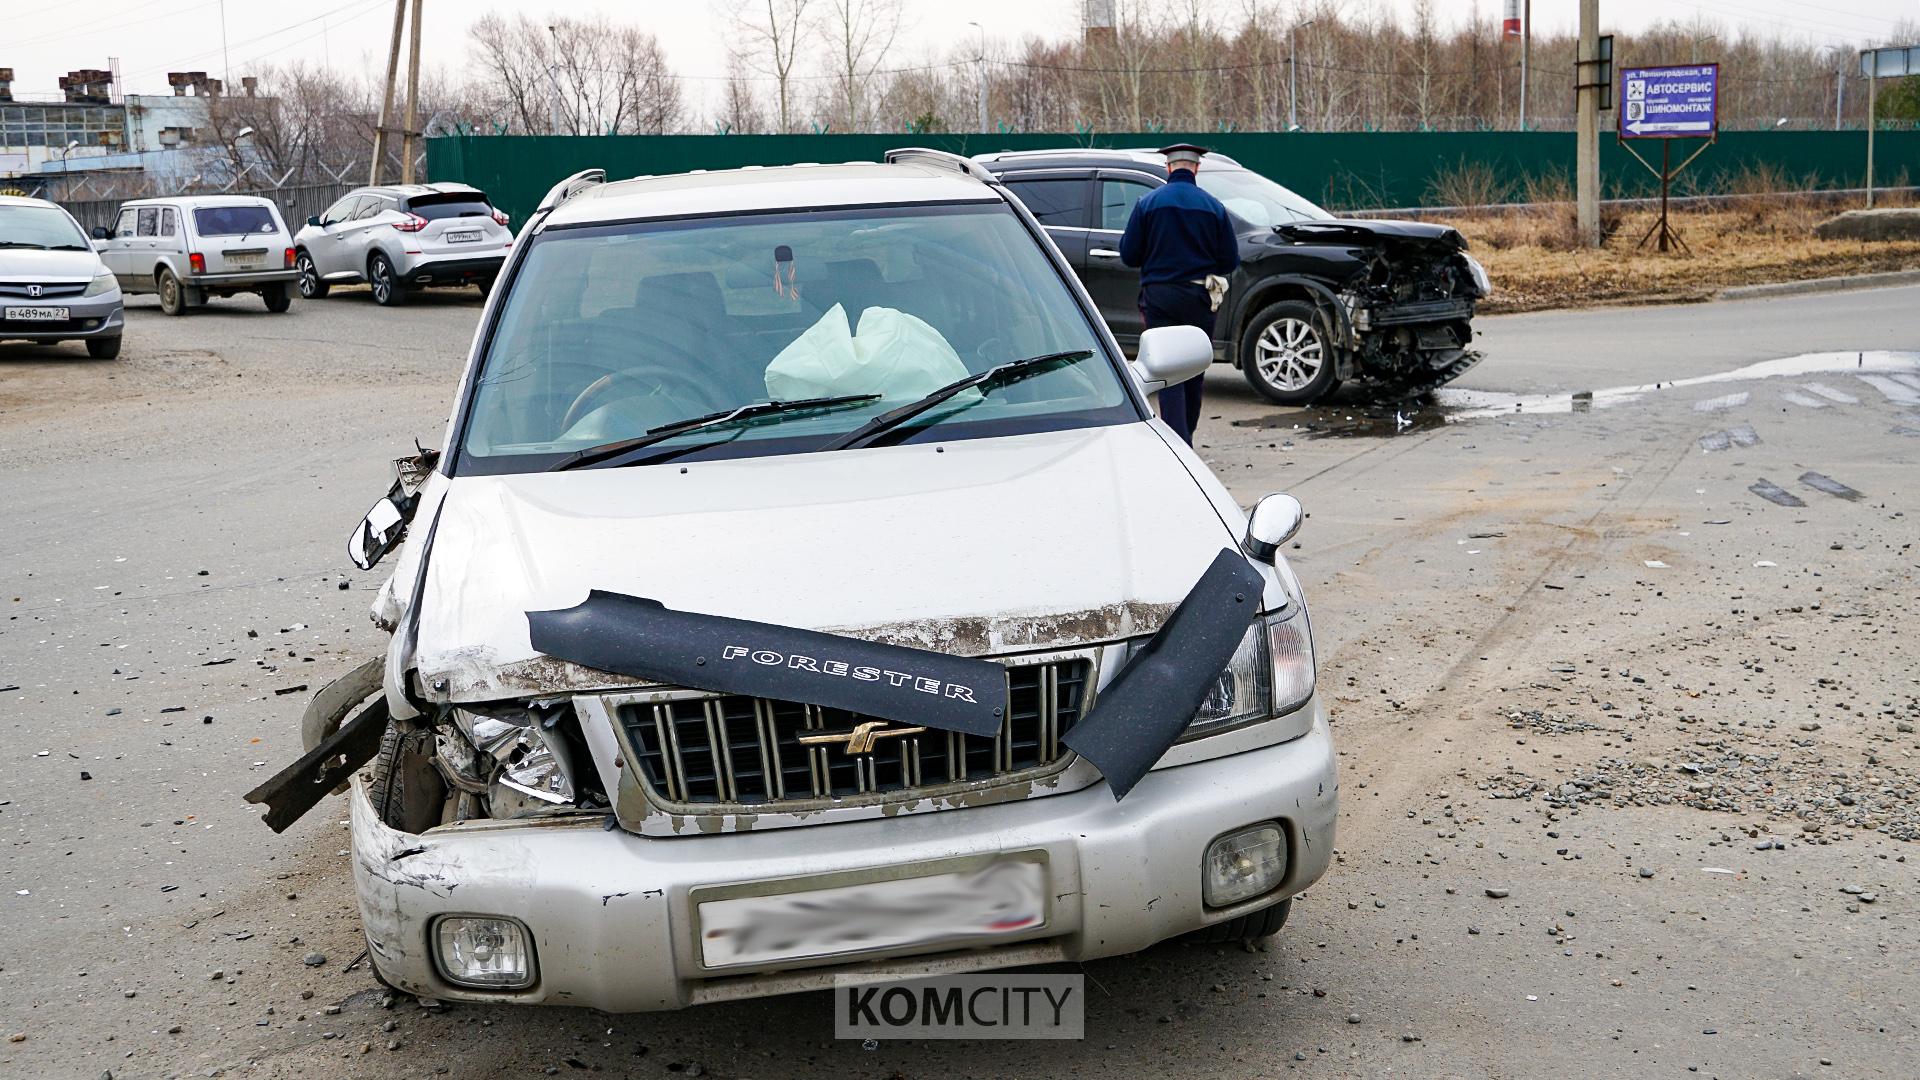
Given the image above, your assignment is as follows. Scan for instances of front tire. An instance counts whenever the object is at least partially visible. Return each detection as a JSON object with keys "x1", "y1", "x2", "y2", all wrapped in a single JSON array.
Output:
[
  {"x1": 86, "y1": 335, "x2": 122, "y2": 360},
  {"x1": 295, "y1": 250, "x2": 328, "y2": 299},
  {"x1": 263, "y1": 283, "x2": 292, "y2": 313},
  {"x1": 369, "y1": 252, "x2": 406, "y2": 307},
  {"x1": 157, "y1": 269, "x2": 187, "y2": 316},
  {"x1": 1241, "y1": 300, "x2": 1339, "y2": 405}
]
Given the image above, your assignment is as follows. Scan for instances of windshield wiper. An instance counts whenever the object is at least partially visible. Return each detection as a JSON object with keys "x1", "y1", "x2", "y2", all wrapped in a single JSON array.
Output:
[
  {"x1": 547, "y1": 394, "x2": 881, "y2": 472},
  {"x1": 0, "y1": 241, "x2": 53, "y2": 249},
  {"x1": 818, "y1": 350, "x2": 1093, "y2": 453}
]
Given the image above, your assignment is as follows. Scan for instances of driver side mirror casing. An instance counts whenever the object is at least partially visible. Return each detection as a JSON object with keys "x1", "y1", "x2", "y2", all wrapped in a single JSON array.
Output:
[
  {"x1": 306, "y1": 215, "x2": 322, "y2": 228},
  {"x1": 1244, "y1": 492, "x2": 1304, "y2": 563},
  {"x1": 90, "y1": 225, "x2": 109, "y2": 239},
  {"x1": 346, "y1": 449, "x2": 441, "y2": 571},
  {"x1": 1130, "y1": 325, "x2": 1213, "y2": 396}
]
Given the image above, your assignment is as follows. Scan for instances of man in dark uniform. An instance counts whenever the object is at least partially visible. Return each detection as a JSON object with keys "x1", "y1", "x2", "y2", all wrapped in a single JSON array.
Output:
[{"x1": 1118, "y1": 143, "x2": 1240, "y2": 446}]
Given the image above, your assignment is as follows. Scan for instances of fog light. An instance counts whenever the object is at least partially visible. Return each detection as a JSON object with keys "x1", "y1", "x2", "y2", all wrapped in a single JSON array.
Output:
[
  {"x1": 434, "y1": 916, "x2": 535, "y2": 989},
  {"x1": 1204, "y1": 824, "x2": 1287, "y2": 907}
]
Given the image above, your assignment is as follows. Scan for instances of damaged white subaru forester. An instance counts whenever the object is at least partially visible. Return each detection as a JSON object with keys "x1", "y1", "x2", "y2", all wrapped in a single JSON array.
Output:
[{"x1": 250, "y1": 149, "x2": 1337, "y2": 1011}]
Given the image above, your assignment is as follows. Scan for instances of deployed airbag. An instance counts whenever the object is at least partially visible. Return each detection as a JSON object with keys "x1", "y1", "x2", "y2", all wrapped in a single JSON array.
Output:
[
  {"x1": 527, "y1": 591, "x2": 1008, "y2": 737},
  {"x1": 764, "y1": 303, "x2": 972, "y2": 403},
  {"x1": 1063, "y1": 549, "x2": 1266, "y2": 799}
]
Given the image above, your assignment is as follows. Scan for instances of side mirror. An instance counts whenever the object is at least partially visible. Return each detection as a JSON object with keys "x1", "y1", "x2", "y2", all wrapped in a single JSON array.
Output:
[
  {"x1": 1244, "y1": 493, "x2": 1303, "y2": 563},
  {"x1": 346, "y1": 448, "x2": 441, "y2": 571},
  {"x1": 90, "y1": 225, "x2": 109, "y2": 239},
  {"x1": 306, "y1": 215, "x2": 322, "y2": 228},
  {"x1": 348, "y1": 482, "x2": 414, "y2": 571},
  {"x1": 1130, "y1": 325, "x2": 1213, "y2": 395}
]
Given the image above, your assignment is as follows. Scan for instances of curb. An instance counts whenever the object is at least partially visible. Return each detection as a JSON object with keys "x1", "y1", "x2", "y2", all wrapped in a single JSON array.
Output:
[{"x1": 1716, "y1": 268, "x2": 1920, "y2": 301}]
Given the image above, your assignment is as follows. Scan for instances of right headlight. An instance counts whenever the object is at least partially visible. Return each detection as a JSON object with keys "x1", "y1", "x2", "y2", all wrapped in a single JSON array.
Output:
[
  {"x1": 82, "y1": 270, "x2": 118, "y2": 298},
  {"x1": 1183, "y1": 605, "x2": 1315, "y2": 740}
]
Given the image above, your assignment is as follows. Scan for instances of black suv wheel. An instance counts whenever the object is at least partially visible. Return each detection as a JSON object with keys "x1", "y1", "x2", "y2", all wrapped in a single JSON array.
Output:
[{"x1": 1241, "y1": 300, "x2": 1339, "y2": 405}]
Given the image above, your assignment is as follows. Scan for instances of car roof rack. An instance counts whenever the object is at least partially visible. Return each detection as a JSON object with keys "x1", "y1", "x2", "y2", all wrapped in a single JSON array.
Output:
[
  {"x1": 537, "y1": 168, "x2": 607, "y2": 213},
  {"x1": 883, "y1": 147, "x2": 997, "y2": 184}
]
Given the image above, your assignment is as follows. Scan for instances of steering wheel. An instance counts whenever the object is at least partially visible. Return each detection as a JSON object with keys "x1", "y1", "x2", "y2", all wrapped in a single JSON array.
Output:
[{"x1": 559, "y1": 362, "x2": 727, "y2": 434}]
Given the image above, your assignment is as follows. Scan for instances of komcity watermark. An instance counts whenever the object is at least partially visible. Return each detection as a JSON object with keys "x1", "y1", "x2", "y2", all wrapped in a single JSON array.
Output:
[{"x1": 835, "y1": 974, "x2": 1084, "y2": 1040}]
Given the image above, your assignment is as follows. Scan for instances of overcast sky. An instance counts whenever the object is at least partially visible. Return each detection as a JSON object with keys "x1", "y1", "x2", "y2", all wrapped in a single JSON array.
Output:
[{"x1": 4, "y1": 0, "x2": 1914, "y2": 106}]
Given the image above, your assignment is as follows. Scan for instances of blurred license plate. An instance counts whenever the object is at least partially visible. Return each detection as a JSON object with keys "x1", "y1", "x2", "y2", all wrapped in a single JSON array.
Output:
[
  {"x1": 4, "y1": 306, "x2": 67, "y2": 321},
  {"x1": 227, "y1": 256, "x2": 262, "y2": 269},
  {"x1": 445, "y1": 230, "x2": 482, "y2": 243},
  {"x1": 697, "y1": 855, "x2": 1047, "y2": 969}
]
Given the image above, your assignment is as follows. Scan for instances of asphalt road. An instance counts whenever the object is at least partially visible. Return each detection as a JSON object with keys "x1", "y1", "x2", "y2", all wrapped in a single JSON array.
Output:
[{"x1": 3, "y1": 284, "x2": 1917, "y2": 1078}]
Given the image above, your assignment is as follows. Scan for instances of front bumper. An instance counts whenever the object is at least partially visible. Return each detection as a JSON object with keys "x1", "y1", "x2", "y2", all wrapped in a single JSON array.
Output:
[
  {"x1": 351, "y1": 703, "x2": 1338, "y2": 1012},
  {"x1": 394, "y1": 253, "x2": 504, "y2": 286},
  {"x1": 0, "y1": 293, "x2": 124, "y2": 340}
]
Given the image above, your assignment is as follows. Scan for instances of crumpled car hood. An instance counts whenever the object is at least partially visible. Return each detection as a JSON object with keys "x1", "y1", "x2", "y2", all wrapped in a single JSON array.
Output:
[
  {"x1": 413, "y1": 423, "x2": 1239, "y2": 702},
  {"x1": 1275, "y1": 218, "x2": 1468, "y2": 250}
]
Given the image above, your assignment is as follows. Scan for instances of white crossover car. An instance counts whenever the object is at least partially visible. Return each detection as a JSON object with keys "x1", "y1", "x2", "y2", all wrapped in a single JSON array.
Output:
[{"x1": 252, "y1": 150, "x2": 1337, "y2": 1012}]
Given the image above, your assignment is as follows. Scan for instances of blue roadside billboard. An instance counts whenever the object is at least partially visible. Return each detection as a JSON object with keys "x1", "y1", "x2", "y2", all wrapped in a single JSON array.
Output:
[{"x1": 1620, "y1": 64, "x2": 1719, "y2": 139}]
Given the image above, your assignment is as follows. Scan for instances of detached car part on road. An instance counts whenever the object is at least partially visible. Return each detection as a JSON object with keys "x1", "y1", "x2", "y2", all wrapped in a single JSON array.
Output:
[
  {"x1": 0, "y1": 195, "x2": 123, "y2": 358},
  {"x1": 251, "y1": 150, "x2": 1337, "y2": 1012},
  {"x1": 292, "y1": 183, "x2": 511, "y2": 306},
  {"x1": 976, "y1": 148, "x2": 1492, "y2": 404}
]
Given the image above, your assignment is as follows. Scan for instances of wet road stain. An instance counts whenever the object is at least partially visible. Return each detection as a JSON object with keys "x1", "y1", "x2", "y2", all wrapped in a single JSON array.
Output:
[
  {"x1": 1749, "y1": 479, "x2": 1807, "y2": 508},
  {"x1": 1799, "y1": 471, "x2": 1864, "y2": 500}
]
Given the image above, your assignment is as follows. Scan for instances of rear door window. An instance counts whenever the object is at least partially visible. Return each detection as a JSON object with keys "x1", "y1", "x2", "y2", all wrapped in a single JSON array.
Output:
[
  {"x1": 320, "y1": 197, "x2": 360, "y2": 226},
  {"x1": 1002, "y1": 177, "x2": 1091, "y2": 228},
  {"x1": 135, "y1": 207, "x2": 158, "y2": 237},
  {"x1": 351, "y1": 197, "x2": 387, "y2": 221}
]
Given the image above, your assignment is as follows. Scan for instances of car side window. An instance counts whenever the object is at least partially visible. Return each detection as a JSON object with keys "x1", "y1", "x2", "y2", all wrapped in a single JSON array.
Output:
[
  {"x1": 136, "y1": 208, "x2": 158, "y2": 237},
  {"x1": 159, "y1": 207, "x2": 177, "y2": 237},
  {"x1": 1003, "y1": 178, "x2": 1090, "y2": 229},
  {"x1": 351, "y1": 197, "x2": 387, "y2": 221},
  {"x1": 320, "y1": 197, "x2": 360, "y2": 226},
  {"x1": 1099, "y1": 179, "x2": 1156, "y2": 231},
  {"x1": 114, "y1": 209, "x2": 137, "y2": 238}
]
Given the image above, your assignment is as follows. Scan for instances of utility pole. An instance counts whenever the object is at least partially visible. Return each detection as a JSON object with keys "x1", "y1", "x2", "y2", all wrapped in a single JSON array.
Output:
[
  {"x1": 1575, "y1": 0, "x2": 1601, "y2": 246},
  {"x1": 1835, "y1": 66, "x2": 1844, "y2": 131},
  {"x1": 1518, "y1": 0, "x2": 1530, "y2": 131},
  {"x1": 400, "y1": 0, "x2": 423, "y2": 185},
  {"x1": 1866, "y1": 60, "x2": 1876, "y2": 208},
  {"x1": 370, "y1": 0, "x2": 407, "y2": 185}
]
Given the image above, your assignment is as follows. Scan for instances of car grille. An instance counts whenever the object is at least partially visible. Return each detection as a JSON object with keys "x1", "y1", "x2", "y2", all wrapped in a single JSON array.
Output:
[
  {"x1": 0, "y1": 282, "x2": 87, "y2": 299},
  {"x1": 613, "y1": 658, "x2": 1092, "y2": 807}
]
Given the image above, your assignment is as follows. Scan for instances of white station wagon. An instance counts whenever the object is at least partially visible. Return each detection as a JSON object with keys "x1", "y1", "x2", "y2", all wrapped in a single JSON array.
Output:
[{"x1": 253, "y1": 150, "x2": 1338, "y2": 1012}]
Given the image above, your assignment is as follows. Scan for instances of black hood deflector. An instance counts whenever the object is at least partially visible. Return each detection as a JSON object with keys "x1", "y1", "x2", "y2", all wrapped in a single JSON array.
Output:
[
  {"x1": 1063, "y1": 549, "x2": 1265, "y2": 799},
  {"x1": 528, "y1": 591, "x2": 1008, "y2": 737}
]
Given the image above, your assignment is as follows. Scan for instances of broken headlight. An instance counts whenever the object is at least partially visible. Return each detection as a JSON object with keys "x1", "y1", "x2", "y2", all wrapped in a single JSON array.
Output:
[
  {"x1": 1461, "y1": 253, "x2": 1493, "y2": 298},
  {"x1": 1183, "y1": 606, "x2": 1316, "y2": 739},
  {"x1": 451, "y1": 705, "x2": 579, "y2": 815}
]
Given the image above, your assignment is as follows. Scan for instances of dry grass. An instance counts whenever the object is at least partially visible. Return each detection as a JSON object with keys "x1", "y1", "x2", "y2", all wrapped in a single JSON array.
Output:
[{"x1": 1453, "y1": 189, "x2": 1920, "y2": 313}]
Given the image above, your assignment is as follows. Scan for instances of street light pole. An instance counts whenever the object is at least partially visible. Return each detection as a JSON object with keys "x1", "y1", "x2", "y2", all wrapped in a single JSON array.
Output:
[
  {"x1": 970, "y1": 22, "x2": 988, "y2": 134},
  {"x1": 1518, "y1": 0, "x2": 1530, "y2": 130},
  {"x1": 1288, "y1": 19, "x2": 1315, "y2": 131}
]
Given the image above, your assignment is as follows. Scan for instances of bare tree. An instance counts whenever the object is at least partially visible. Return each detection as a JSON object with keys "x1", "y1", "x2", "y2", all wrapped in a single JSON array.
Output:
[
  {"x1": 820, "y1": 0, "x2": 902, "y2": 132},
  {"x1": 467, "y1": 12, "x2": 682, "y2": 135},
  {"x1": 730, "y1": 0, "x2": 814, "y2": 133}
]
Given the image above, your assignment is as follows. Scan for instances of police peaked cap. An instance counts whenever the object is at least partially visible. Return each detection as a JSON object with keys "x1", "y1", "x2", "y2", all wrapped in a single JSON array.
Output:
[{"x1": 1157, "y1": 143, "x2": 1211, "y2": 164}]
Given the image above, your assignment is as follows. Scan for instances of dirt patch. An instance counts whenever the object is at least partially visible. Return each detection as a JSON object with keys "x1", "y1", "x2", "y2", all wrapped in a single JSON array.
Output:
[{"x1": 1452, "y1": 196, "x2": 1920, "y2": 314}]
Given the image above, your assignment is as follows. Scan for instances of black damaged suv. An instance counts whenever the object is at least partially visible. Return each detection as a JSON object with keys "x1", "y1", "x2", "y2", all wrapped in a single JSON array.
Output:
[{"x1": 976, "y1": 149, "x2": 1491, "y2": 405}]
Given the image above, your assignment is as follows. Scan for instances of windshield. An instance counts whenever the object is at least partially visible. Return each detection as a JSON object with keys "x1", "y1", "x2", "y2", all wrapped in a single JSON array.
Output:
[
  {"x1": 1197, "y1": 169, "x2": 1332, "y2": 228},
  {"x1": 193, "y1": 205, "x2": 280, "y2": 237},
  {"x1": 0, "y1": 203, "x2": 91, "y2": 249},
  {"x1": 459, "y1": 202, "x2": 1132, "y2": 472}
]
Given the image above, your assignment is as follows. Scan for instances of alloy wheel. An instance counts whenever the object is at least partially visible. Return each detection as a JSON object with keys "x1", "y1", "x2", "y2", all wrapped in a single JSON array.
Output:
[{"x1": 1254, "y1": 317, "x2": 1324, "y2": 392}]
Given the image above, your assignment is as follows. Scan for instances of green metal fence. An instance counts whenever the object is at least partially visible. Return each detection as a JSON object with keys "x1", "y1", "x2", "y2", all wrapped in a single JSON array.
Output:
[{"x1": 428, "y1": 130, "x2": 1920, "y2": 227}]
